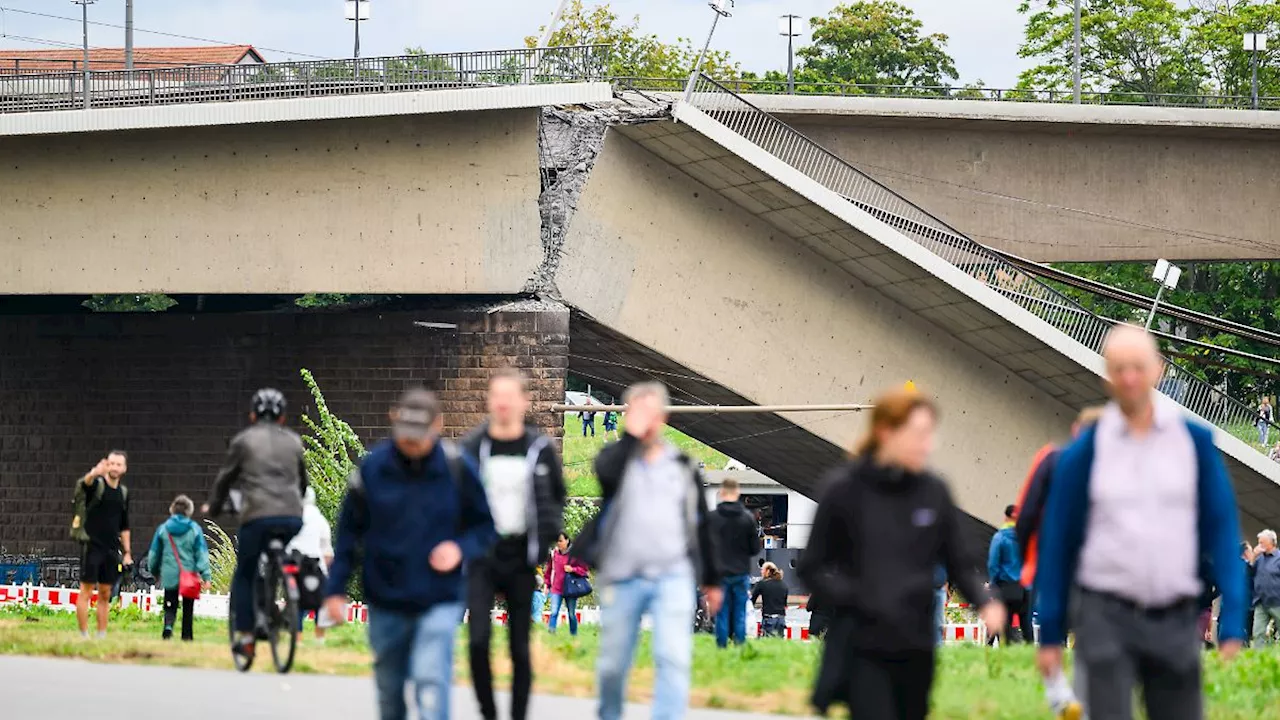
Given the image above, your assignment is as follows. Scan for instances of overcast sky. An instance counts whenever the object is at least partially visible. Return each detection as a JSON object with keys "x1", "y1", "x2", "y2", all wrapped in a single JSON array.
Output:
[{"x1": 0, "y1": 0, "x2": 1036, "y2": 87}]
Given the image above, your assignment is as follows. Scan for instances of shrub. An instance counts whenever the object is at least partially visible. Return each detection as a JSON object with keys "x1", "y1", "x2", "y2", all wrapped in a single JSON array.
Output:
[
  {"x1": 299, "y1": 368, "x2": 367, "y2": 530},
  {"x1": 203, "y1": 520, "x2": 236, "y2": 594}
]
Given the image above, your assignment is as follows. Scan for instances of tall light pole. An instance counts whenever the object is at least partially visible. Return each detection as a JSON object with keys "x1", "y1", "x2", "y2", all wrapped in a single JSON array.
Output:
[
  {"x1": 778, "y1": 14, "x2": 801, "y2": 95},
  {"x1": 1245, "y1": 32, "x2": 1269, "y2": 110},
  {"x1": 1072, "y1": 0, "x2": 1082, "y2": 104},
  {"x1": 1145, "y1": 259, "x2": 1182, "y2": 332},
  {"x1": 684, "y1": 0, "x2": 733, "y2": 102},
  {"x1": 345, "y1": 0, "x2": 370, "y2": 60},
  {"x1": 72, "y1": 0, "x2": 95, "y2": 109}
]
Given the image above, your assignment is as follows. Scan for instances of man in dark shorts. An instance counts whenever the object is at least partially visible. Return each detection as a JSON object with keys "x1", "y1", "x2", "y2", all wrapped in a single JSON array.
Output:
[{"x1": 76, "y1": 451, "x2": 131, "y2": 638}]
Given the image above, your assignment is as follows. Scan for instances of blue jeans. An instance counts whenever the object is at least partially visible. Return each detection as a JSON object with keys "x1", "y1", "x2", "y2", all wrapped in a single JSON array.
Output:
[
  {"x1": 549, "y1": 593, "x2": 578, "y2": 635},
  {"x1": 598, "y1": 570, "x2": 696, "y2": 720},
  {"x1": 934, "y1": 586, "x2": 947, "y2": 647},
  {"x1": 1259, "y1": 421, "x2": 1270, "y2": 446},
  {"x1": 367, "y1": 602, "x2": 463, "y2": 720},
  {"x1": 532, "y1": 590, "x2": 547, "y2": 620},
  {"x1": 232, "y1": 516, "x2": 303, "y2": 634},
  {"x1": 715, "y1": 574, "x2": 750, "y2": 647}
]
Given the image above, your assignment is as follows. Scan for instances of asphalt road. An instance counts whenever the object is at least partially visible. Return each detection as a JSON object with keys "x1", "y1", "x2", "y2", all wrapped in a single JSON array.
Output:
[{"x1": 0, "y1": 655, "x2": 806, "y2": 719}]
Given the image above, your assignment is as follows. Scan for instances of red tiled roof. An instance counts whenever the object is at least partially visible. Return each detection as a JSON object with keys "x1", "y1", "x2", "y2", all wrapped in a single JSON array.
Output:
[{"x1": 0, "y1": 46, "x2": 265, "y2": 73}]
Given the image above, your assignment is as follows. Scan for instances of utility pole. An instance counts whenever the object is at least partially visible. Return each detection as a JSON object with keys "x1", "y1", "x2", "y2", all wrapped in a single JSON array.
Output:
[
  {"x1": 72, "y1": 0, "x2": 95, "y2": 109},
  {"x1": 124, "y1": 0, "x2": 134, "y2": 70},
  {"x1": 1072, "y1": 0, "x2": 1082, "y2": 104},
  {"x1": 779, "y1": 14, "x2": 801, "y2": 95}
]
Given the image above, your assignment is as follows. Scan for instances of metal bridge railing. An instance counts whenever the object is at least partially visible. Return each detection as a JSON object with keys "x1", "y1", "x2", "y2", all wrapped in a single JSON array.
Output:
[
  {"x1": 0, "y1": 45, "x2": 611, "y2": 114},
  {"x1": 685, "y1": 74, "x2": 1264, "y2": 446},
  {"x1": 621, "y1": 75, "x2": 1280, "y2": 111}
]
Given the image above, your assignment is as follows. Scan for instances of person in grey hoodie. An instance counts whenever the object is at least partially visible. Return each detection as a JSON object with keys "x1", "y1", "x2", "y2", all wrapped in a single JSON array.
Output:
[{"x1": 147, "y1": 495, "x2": 210, "y2": 641}]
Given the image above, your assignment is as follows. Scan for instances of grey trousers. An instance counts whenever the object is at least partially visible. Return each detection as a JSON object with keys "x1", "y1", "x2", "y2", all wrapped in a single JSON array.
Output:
[{"x1": 1074, "y1": 590, "x2": 1202, "y2": 720}]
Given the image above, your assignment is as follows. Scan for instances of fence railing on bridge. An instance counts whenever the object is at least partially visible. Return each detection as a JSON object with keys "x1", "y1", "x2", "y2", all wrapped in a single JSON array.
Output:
[
  {"x1": 684, "y1": 74, "x2": 1265, "y2": 446},
  {"x1": 0, "y1": 45, "x2": 611, "y2": 114},
  {"x1": 620, "y1": 75, "x2": 1280, "y2": 111}
]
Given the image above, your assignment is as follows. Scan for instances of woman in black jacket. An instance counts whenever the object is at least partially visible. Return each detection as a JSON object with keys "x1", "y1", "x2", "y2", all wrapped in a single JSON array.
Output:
[
  {"x1": 752, "y1": 562, "x2": 790, "y2": 637},
  {"x1": 798, "y1": 388, "x2": 1004, "y2": 720}
]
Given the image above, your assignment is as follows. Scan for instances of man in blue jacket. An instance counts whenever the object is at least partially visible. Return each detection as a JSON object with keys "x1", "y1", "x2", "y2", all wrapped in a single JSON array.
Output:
[
  {"x1": 988, "y1": 504, "x2": 1030, "y2": 644},
  {"x1": 324, "y1": 389, "x2": 497, "y2": 720},
  {"x1": 1036, "y1": 326, "x2": 1246, "y2": 720}
]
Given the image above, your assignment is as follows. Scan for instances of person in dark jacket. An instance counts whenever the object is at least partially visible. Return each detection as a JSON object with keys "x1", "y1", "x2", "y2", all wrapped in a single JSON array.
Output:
[
  {"x1": 987, "y1": 504, "x2": 1031, "y2": 645},
  {"x1": 806, "y1": 588, "x2": 831, "y2": 639},
  {"x1": 323, "y1": 389, "x2": 497, "y2": 720},
  {"x1": 752, "y1": 562, "x2": 790, "y2": 637},
  {"x1": 461, "y1": 369, "x2": 566, "y2": 720},
  {"x1": 574, "y1": 382, "x2": 722, "y2": 720},
  {"x1": 798, "y1": 388, "x2": 1002, "y2": 720},
  {"x1": 146, "y1": 495, "x2": 210, "y2": 641},
  {"x1": 708, "y1": 478, "x2": 761, "y2": 648}
]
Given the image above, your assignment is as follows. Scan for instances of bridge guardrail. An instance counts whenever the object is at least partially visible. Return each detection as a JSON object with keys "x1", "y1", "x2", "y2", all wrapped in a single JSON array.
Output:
[
  {"x1": 685, "y1": 73, "x2": 1265, "y2": 447},
  {"x1": 620, "y1": 75, "x2": 1280, "y2": 111},
  {"x1": 0, "y1": 45, "x2": 612, "y2": 114}
]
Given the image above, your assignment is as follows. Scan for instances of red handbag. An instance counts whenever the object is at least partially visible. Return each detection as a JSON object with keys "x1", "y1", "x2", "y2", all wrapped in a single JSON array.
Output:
[{"x1": 168, "y1": 533, "x2": 203, "y2": 600}]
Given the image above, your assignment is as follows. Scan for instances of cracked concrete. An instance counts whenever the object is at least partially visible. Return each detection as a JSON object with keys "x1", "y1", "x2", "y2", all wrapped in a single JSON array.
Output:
[{"x1": 526, "y1": 98, "x2": 673, "y2": 300}]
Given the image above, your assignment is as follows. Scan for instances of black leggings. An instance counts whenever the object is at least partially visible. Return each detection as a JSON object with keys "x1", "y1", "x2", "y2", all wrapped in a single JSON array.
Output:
[
  {"x1": 848, "y1": 651, "x2": 935, "y2": 720},
  {"x1": 162, "y1": 589, "x2": 195, "y2": 641},
  {"x1": 467, "y1": 557, "x2": 536, "y2": 720}
]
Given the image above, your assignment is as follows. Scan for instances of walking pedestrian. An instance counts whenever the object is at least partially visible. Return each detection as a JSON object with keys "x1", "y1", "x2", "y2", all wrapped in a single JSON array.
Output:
[
  {"x1": 799, "y1": 388, "x2": 1002, "y2": 720},
  {"x1": 532, "y1": 569, "x2": 547, "y2": 622},
  {"x1": 806, "y1": 588, "x2": 830, "y2": 640},
  {"x1": 1035, "y1": 325, "x2": 1247, "y2": 720},
  {"x1": 573, "y1": 381, "x2": 722, "y2": 720},
  {"x1": 708, "y1": 478, "x2": 761, "y2": 648},
  {"x1": 72, "y1": 451, "x2": 132, "y2": 639},
  {"x1": 1257, "y1": 397, "x2": 1274, "y2": 446},
  {"x1": 288, "y1": 486, "x2": 335, "y2": 641},
  {"x1": 580, "y1": 408, "x2": 597, "y2": 438},
  {"x1": 1220, "y1": 542, "x2": 1257, "y2": 647},
  {"x1": 544, "y1": 533, "x2": 586, "y2": 636},
  {"x1": 146, "y1": 495, "x2": 209, "y2": 641},
  {"x1": 324, "y1": 389, "x2": 497, "y2": 720},
  {"x1": 462, "y1": 368, "x2": 566, "y2": 720},
  {"x1": 1249, "y1": 529, "x2": 1280, "y2": 646},
  {"x1": 752, "y1": 562, "x2": 789, "y2": 638},
  {"x1": 987, "y1": 504, "x2": 1031, "y2": 645},
  {"x1": 603, "y1": 410, "x2": 620, "y2": 442}
]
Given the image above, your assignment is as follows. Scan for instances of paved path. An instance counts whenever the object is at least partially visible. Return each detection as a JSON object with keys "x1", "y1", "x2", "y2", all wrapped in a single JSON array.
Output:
[{"x1": 0, "y1": 656, "x2": 807, "y2": 719}]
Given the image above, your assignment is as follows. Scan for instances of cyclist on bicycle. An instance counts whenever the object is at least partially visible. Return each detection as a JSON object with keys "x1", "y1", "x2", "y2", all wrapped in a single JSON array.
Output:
[{"x1": 202, "y1": 388, "x2": 308, "y2": 660}]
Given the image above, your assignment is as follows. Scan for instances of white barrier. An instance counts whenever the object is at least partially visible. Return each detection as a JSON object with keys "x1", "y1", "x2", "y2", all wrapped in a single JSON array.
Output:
[{"x1": 1, "y1": 584, "x2": 992, "y2": 644}]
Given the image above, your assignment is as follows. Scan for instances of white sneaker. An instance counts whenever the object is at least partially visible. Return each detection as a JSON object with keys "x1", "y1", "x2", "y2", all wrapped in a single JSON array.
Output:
[{"x1": 1045, "y1": 670, "x2": 1083, "y2": 720}]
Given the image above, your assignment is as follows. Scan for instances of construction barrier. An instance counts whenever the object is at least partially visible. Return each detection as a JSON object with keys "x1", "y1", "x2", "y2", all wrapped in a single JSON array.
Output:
[{"x1": 2, "y1": 584, "x2": 993, "y2": 644}]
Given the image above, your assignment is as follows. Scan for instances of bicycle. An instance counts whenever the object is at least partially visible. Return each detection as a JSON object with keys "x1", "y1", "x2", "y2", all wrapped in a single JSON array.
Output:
[{"x1": 228, "y1": 533, "x2": 300, "y2": 674}]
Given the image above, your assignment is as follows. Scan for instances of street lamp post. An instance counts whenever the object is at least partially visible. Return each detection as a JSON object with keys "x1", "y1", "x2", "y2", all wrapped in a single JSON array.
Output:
[
  {"x1": 72, "y1": 0, "x2": 95, "y2": 109},
  {"x1": 1245, "y1": 32, "x2": 1269, "y2": 110},
  {"x1": 778, "y1": 14, "x2": 801, "y2": 95},
  {"x1": 684, "y1": 0, "x2": 733, "y2": 102},
  {"x1": 1145, "y1": 258, "x2": 1183, "y2": 331}
]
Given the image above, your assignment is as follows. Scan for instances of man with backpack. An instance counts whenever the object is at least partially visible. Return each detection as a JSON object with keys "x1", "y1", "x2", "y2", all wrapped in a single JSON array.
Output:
[
  {"x1": 461, "y1": 369, "x2": 566, "y2": 720},
  {"x1": 71, "y1": 451, "x2": 131, "y2": 639},
  {"x1": 325, "y1": 388, "x2": 496, "y2": 720}
]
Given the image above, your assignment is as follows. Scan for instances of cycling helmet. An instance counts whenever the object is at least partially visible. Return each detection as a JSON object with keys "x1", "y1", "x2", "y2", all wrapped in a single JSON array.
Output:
[{"x1": 250, "y1": 388, "x2": 287, "y2": 421}]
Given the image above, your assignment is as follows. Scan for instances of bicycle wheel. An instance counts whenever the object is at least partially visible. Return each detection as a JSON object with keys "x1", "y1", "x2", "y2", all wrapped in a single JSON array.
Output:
[
  {"x1": 227, "y1": 588, "x2": 254, "y2": 673},
  {"x1": 267, "y1": 554, "x2": 299, "y2": 674}
]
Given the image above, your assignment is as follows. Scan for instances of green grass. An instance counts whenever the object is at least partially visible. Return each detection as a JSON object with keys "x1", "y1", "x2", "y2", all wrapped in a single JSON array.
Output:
[
  {"x1": 6, "y1": 604, "x2": 1278, "y2": 718},
  {"x1": 561, "y1": 414, "x2": 731, "y2": 498}
]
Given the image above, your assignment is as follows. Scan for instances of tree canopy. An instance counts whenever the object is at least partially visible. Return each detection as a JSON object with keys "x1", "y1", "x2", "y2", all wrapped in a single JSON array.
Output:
[
  {"x1": 1016, "y1": 0, "x2": 1280, "y2": 99},
  {"x1": 797, "y1": 1, "x2": 958, "y2": 88},
  {"x1": 525, "y1": 0, "x2": 738, "y2": 80}
]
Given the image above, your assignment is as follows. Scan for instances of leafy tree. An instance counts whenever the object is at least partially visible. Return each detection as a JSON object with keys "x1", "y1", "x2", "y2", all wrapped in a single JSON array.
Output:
[
  {"x1": 1189, "y1": 1, "x2": 1280, "y2": 100},
  {"x1": 81, "y1": 294, "x2": 177, "y2": 312},
  {"x1": 525, "y1": 0, "x2": 739, "y2": 80},
  {"x1": 298, "y1": 368, "x2": 367, "y2": 529},
  {"x1": 1016, "y1": 0, "x2": 1205, "y2": 99},
  {"x1": 797, "y1": 2, "x2": 958, "y2": 88}
]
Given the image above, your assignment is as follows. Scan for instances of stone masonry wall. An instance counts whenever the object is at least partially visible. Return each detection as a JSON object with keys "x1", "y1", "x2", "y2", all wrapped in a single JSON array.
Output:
[{"x1": 0, "y1": 309, "x2": 567, "y2": 560}]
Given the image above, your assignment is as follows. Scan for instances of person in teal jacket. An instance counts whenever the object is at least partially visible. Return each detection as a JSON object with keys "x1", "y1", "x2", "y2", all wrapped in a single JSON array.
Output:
[{"x1": 147, "y1": 495, "x2": 211, "y2": 641}]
